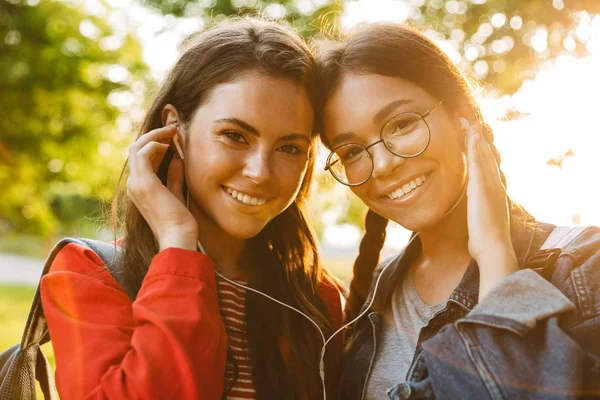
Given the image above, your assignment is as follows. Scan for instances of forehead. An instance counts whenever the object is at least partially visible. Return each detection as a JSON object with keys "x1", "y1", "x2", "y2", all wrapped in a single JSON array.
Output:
[
  {"x1": 193, "y1": 71, "x2": 314, "y2": 136},
  {"x1": 323, "y1": 73, "x2": 434, "y2": 135}
]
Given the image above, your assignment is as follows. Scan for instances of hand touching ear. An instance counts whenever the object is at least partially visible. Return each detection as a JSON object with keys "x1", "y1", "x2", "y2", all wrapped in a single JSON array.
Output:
[
  {"x1": 464, "y1": 121, "x2": 519, "y2": 300},
  {"x1": 126, "y1": 124, "x2": 197, "y2": 252}
]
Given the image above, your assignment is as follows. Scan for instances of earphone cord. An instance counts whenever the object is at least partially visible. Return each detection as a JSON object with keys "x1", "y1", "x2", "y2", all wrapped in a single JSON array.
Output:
[{"x1": 188, "y1": 172, "x2": 467, "y2": 400}]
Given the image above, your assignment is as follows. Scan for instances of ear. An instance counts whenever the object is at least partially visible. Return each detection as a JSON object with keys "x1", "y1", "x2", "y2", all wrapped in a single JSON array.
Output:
[
  {"x1": 162, "y1": 104, "x2": 185, "y2": 159},
  {"x1": 161, "y1": 104, "x2": 180, "y2": 126}
]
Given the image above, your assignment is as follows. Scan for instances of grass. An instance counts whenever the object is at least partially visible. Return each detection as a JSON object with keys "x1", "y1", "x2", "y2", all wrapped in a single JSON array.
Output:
[
  {"x1": 0, "y1": 285, "x2": 56, "y2": 398},
  {"x1": 0, "y1": 234, "x2": 57, "y2": 259}
]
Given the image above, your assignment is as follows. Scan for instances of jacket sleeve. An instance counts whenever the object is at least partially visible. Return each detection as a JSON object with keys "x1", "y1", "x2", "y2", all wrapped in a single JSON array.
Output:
[
  {"x1": 418, "y1": 269, "x2": 600, "y2": 399},
  {"x1": 40, "y1": 244, "x2": 228, "y2": 400}
]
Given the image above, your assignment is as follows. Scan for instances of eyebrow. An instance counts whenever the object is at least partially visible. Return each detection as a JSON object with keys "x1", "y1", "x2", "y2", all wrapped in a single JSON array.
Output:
[
  {"x1": 279, "y1": 133, "x2": 311, "y2": 144},
  {"x1": 214, "y1": 118, "x2": 260, "y2": 136},
  {"x1": 372, "y1": 99, "x2": 415, "y2": 124},
  {"x1": 214, "y1": 118, "x2": 310, "y2": 144},
  {"x1": 330, "y1": 132, "x2": 357, "y2": 148},
  {"x1": 329, "y1": 99, "x2": 416, "y2": 148}
]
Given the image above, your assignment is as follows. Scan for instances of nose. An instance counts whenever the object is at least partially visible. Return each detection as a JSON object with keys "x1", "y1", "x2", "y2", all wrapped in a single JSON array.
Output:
[
  {"x1": 242, "y1": 148, "x2": 272, "y2": 184},
  {"x1": 370, "y1": 141, "x2": 406, "y2": 180}
]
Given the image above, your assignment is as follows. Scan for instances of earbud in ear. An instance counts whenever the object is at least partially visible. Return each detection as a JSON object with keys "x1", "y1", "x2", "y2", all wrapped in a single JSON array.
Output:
[
  {"x1": 459, "y1": 117, "x2": 470, "y2": 150},
  {"x1": 173, "y1": 129, "x2": 185, "y2": 160}
]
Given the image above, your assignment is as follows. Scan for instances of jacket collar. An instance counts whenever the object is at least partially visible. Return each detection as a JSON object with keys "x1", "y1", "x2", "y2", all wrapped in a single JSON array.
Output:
[{"x1": 364, "y1": 206, "x2": 554, "y2": 313}]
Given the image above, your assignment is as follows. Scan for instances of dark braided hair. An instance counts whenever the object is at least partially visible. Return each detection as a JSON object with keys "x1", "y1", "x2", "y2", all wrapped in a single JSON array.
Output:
[
  {"x1": 345, "y1": 210, "x2": 388, "y2": 326},
  {"x1": 315, "y1": 23, "x2": 515, "y2": 340}
]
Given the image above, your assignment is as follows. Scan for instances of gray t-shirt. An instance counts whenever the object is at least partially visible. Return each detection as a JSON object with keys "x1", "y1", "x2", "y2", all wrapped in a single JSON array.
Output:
[{"x1": 365, "y1": 272, "x2": 447, "y2": 400}]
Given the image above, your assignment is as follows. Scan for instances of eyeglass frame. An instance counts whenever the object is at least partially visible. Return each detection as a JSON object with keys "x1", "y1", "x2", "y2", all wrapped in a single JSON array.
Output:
[{"x1": 324, "y1": 99, "x2": 445, "y2": 187}]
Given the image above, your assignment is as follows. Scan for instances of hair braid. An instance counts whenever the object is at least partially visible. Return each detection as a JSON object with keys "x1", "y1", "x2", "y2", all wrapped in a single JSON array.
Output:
[{"x1": 345, "y1": 210, "x2": 388, "y2": 326}]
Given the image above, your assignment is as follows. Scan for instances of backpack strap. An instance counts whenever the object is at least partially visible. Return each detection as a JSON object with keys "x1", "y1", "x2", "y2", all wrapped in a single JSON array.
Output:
[
  {"x1": 27, "y1": 238, "x2": 126, "y2": 348},
  {"x1": 74, "y1": 238, "x2": 134, "y2": 300},
  {"x1": 540, "y1": 226, "x2": 588, "y2": 251}
]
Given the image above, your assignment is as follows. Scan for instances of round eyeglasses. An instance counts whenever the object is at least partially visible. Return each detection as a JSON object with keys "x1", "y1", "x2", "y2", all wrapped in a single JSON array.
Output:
[{"x1": 324, "y1": 100, "x2": 444, "y2": 186}]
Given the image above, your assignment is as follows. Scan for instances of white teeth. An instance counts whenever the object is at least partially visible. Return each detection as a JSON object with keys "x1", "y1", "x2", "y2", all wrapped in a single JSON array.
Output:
[
  {"x1": 386, "y1": 174, "x2": 428, "y2": 200},
  {"x1": 224, "y1": 186, "x2": 267, "y2": 206}
]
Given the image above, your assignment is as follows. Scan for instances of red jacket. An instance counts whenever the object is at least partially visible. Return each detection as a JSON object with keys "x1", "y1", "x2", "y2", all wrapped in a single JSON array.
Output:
[{"x1": 40, "y1": 243, "x2": 343, "y2": 400}]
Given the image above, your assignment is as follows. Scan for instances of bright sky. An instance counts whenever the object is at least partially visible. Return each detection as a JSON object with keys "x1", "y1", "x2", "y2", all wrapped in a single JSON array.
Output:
[{"x1": 74, "y1": 0, "x2": 600, "y2": 250}]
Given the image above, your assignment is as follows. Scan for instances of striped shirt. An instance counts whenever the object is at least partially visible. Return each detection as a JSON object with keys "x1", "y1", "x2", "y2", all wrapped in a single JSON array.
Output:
[{"x1": 217, "y1": 275, "x2": 256, "y2": 400}]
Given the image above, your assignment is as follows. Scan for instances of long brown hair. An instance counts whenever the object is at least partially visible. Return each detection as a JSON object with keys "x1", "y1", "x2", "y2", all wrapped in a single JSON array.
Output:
[
  {"x1": 111, "y1": 19, "x2": 337, "y2": 399},
  {"x1": 315, "y1": 23, "x2": 514, "y2": 326}
]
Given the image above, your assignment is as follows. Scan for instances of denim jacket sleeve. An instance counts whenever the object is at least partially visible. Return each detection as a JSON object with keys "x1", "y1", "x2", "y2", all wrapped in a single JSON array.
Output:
[{"x1": 416, "y1": 241, "x2": 600, "y2": 400}]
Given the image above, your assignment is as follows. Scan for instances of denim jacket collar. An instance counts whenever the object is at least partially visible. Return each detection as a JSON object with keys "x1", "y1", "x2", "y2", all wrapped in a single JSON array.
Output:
[{"x1": 364, "y1": 206, "x2": 552, "y2": 315}]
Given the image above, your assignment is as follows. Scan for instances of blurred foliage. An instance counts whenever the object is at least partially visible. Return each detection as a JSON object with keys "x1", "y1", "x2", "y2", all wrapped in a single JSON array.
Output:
[
  {"x1": 1, "y1": 0, "x2": 599, "y2": 242},
  {"x1": 0, "y1": 0, "x2": 147, "y2": 237},
  {"x1": 407, "y1": 0, "x2": 600, "y2": 94},
  {"x1": 139, "y1": 0, "x2": 343, "y2": 38},
  {"x1": 138, "y1": 0, "x2": 600, "y2": 94}
]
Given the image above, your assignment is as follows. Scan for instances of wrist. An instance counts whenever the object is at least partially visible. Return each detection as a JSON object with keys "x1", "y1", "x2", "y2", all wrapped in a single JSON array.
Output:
[
  {"x1": 477, "y1": 247, "x2": 519, "y2": 301},
  {"x1": 158, "y1": 230, "x2": 198, "y2": 252},
  {"x1": 479, "y1": 245, "x2": 518, "y2": 270}
]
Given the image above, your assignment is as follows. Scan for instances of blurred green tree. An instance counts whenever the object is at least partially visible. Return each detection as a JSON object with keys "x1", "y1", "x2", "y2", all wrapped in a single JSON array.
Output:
[
  {"x1": 407, "y1": 0, "x2": 600, "y2": 94},
  {"x1": 139, "y1": 0, "x2": 343, "y2": 38},
  {"x1": 0, "y1": 0, "x2": 147, "y2": 237},
  {"x1": 2, "y1": 0, "x2": 598, "y2": 240},
  {"x1": 138, "y1": 0, "x2": 600, "y2": 94}
]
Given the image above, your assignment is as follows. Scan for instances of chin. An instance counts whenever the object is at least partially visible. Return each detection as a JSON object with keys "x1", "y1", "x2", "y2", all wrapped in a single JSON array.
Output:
[
  {"x1": 221, "y1": 220, "x2": 268, "y2": 240},
  {"x1": 373, "y1": 204, "x2": 445, "y2": 233}
]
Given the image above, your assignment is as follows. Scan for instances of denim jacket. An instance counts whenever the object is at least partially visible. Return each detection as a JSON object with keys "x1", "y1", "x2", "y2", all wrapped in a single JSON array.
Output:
[{"x1": 338, "y1": 215, "x2": 600, "y2": 400}]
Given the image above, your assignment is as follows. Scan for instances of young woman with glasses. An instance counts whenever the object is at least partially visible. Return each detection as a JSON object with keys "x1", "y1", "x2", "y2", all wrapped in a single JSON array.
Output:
[
  {"x1": 40, "y1": 19, "x2": 343, "y2": 400},
  {"x1": 316, "y1": 23, "x2": 600, "y2": 399}
]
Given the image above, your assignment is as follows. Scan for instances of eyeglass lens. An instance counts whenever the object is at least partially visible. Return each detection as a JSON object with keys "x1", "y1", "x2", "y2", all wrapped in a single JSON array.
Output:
[{"x1": 328, "y1": 113, "x2": 429, "y2": 185}]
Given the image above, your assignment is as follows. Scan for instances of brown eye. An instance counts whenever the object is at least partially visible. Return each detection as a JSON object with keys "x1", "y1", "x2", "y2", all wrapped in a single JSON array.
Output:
[
  {"x1": 280, "y1": 144, "x2": 302, "y2": 155},
  {"x1": 224, "y1": 131, "x2": 247, "y2": 144}
]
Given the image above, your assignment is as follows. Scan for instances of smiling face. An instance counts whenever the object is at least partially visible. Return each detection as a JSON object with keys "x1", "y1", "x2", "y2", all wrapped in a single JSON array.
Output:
[
  {"x1": 181, "y1": 70, "x2": 314, "y2": 239},
  {"x1": 323, "y1": 73, "x2": 467, "y2": 231}
]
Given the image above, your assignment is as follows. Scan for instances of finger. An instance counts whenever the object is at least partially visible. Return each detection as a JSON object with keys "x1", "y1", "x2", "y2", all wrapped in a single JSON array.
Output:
[
  {"x1": 129, "y1": 124, "x2": 178, "y2": 154},
  {"x1": 135, "y1": 141, "x2": 170, "y2": 175},
  {"x1": 167, "y1": 158, "x2": 186, "y2": 204},
  {"x1": 466, "y1": 125, "x2": 482, "y2": 184},
  {"x1": 477, "y1": 134, "x2": 503, "y2": 185}
]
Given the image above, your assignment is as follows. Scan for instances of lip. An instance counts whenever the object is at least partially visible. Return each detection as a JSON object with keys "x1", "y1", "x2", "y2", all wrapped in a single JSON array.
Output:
[
  {"x1": 379, "y1": 171, "x2": 434, "y2": 198},
  {"x1": 379, "y1": 171, "x2": 434, "y2": 207}
]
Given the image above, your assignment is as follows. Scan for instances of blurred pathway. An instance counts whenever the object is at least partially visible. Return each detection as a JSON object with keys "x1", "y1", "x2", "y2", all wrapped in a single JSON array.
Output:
[{"x1": 0, "y1": 253, "x2": 44, "y2": 286}]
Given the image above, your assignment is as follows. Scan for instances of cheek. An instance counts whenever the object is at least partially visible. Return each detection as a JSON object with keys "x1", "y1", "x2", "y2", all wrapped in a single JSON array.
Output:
[
  {"x1": 350, "y1": 185, "x2": 373, "y2": 206},
  {"x1": 279, "y1": 162, "x2": 308, "y2": 196},
  {"x1": 188, "y1": 146, "x2": 236, "y2": 179}
]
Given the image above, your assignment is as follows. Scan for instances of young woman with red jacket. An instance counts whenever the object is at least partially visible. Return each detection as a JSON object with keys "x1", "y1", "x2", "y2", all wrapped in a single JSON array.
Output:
[{"x1": 41, "y1": 19, "x2": 342, "y2": 400}]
